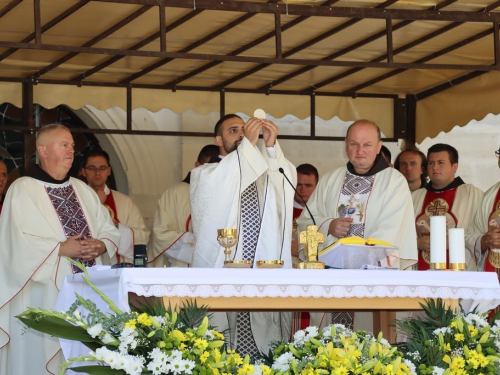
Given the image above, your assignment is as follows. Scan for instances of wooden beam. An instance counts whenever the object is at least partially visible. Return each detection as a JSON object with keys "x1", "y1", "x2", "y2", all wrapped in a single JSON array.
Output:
[
  {"x1": 275, "y1": 12, "x2": 282, "y2": 59},
  {"x1": 159, "y1": 0, "x2": 166, "y2": 52},
  {"x1": 33, "y1": 0, "x2": 41, "y2": 45},
  {"x1": 0, "y1": 0, "x2": 22, "y2": 19}
]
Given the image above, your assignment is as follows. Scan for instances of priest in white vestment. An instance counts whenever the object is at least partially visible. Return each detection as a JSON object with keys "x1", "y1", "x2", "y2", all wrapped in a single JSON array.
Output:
[
  {"x1": 149, "y1": 145, "x2": 219, "y2": 268},
  {"x1": 465, "y1": 145, "x2": 500, "y2": 275},
  {"x1": 190, "y1": 114, "x2": 296, "y2": 356},
  {"x1": 412, "y1": 143, "x2": 483, "y2": 271},
  {"x1": 0, "y1": 124, "x2": 120, "y2": 375},
  {"x1": 297, "y1": 120, "x2": 418, "y2": 331},
  {"x1": 81, "y1": 149, "x2": 150, "y2": 262}
]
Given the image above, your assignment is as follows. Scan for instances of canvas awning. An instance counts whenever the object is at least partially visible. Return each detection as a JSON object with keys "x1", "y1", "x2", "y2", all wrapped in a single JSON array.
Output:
[{"x1": 1, "y1": 0, "x2": 500, "y2": 141}]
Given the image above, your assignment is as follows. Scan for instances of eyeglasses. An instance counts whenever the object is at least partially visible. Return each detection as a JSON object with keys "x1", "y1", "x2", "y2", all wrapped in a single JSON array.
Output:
[
  {"x1": 496, "y1": 149, "x2": 500, "y2": 158},
  {"x1": 85, "y1": 166, "x2": 109, "y2": 172}
]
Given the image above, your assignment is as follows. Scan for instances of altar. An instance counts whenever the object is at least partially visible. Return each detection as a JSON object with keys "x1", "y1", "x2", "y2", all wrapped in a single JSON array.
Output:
[{"x1": 56, "y1": 266, "x2": 500, "y2": 354}]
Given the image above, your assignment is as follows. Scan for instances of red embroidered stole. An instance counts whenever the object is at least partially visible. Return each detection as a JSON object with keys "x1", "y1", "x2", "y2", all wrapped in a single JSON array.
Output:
[{"x1": 416, "y1": 188, "x2": 459, "y2": 270}]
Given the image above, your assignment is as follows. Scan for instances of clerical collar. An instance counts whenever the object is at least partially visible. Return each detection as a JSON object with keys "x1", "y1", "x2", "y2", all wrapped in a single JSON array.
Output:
[
  {"x1": 425, "y1": 176, "x2": 465, "y2": 192},
  {"x1": 25, "y1": 164, "x2": 70, "y2": 184},
  {"x1": 182, "y1": 172, "x2": 191, "y2": 184},
  {"x1": 346, "y1": 154, "x2": 389, "y2": 177}
]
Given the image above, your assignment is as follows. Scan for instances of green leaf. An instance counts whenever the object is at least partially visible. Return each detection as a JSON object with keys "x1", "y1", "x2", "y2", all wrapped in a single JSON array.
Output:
[
  {"x1": 69, "y1": 365, "x2": 128, "y2": 374},
  {"x1": 17, "y1": 313, "x2": 96, "y2": 342}
]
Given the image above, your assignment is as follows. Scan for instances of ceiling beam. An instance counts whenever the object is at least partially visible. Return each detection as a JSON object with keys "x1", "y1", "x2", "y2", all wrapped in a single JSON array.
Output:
[
  {"x1": 91, "y1": 0, "x2": 500, "y2": 23},
  {"x1": 71, "y1": 9, "x2": 202, "y2": 82},
  {"x1": 33, "y1": 5, "x2": 153, "y2": 79},
  {"x1": 213, "y1": 0, "x2": 398, "y2": 89},
  {"x1": 1, "y1": 39, "x2": 499, "y2": 71},
  {"x1": 0, "y1": 0, "x2": 90, "y2": 63},
  {"x1": 163, "y1": 0, "x2": 340, "y2": 87},
  {"x1": 0, "y1": 0, "x2": 23, "y2": 19}
]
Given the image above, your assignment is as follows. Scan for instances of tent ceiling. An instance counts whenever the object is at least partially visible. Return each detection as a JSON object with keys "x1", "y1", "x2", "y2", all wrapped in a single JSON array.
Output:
[{"x1": 0, "y1": 0, "x2": 498, "y2": 97}]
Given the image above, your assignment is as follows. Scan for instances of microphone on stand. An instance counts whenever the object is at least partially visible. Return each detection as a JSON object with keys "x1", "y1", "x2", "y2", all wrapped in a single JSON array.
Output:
[{"x1": 278, "y1": 167, "x2": 316, "y2": 226}]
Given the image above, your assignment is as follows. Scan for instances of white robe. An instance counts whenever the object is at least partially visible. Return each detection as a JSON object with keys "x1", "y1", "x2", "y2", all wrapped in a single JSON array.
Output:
[
  {"x1": 412, "y1": 183, "x2": 484, "y2": 270},
  {"x1": 0, "y1": 177, "x2": 120, "y2": 375},
  {"x1": 465, "y1": 181, "x2": 500, "y2": 271},
  {"x1": 190, "y1": 138, "x2": 296, "y2": 353},
  {"x1": 297, "y1": 166, "x2": 418, "y2": 270},
  {"x1": 109, "y1": 187, "x2": 150, "y2": 260},
  {"x1": 149, "y1": 181, "x2": 194, "y2": 268}
]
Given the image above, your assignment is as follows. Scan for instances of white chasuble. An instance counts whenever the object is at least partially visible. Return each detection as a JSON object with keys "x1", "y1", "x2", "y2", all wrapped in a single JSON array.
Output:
[
  {"x1": 190, "y1": 138, "x2": 296, "y2": 354},
  {"x1": 149, "y1": 180, "x2": 194, "y2": 268},
  {"x1": 465, "y1": 181, "x2": 500, "y2": 271},
  {"x1": 297, "y1": 164, "x2": 418, "y2": 270},
  {"x1": 0, "y1": 176, "x2": 119, "y2": 374}
]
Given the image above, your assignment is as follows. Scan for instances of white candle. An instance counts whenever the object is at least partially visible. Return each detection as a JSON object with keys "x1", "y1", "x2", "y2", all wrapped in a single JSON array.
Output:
[
  {"x1": 430, "y1": 216, "x2": 447, "y2": 264},
  {"x1": 448, "y1": 228, "x2": 466, "y2": 264}
]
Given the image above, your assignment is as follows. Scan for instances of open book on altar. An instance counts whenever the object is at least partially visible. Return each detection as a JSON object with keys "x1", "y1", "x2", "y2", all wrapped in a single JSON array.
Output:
[{"x1": 318, "y1": 238, "x2": 400, "y2": 269}]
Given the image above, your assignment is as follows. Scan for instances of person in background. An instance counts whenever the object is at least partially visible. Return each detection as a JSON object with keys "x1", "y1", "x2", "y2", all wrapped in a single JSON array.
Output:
[
  {"x1": 148, "y1": 144, "x2": 219, "y2": 267},
  {"x1": 412, "y1": 143, "x2": 483, "y2": 270},
  {"x1": 81, "y1": 149, "x2": 149, "y2": 263},
  {"x1": 380, "y1": 145, "x2": 393, "y2": 167},
  {"x1": 395, "y1": 147, "x2": 428, "y2": 192}
]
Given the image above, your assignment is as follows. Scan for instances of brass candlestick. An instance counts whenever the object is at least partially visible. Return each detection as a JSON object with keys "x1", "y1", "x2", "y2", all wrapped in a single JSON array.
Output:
[{"x1": 294, "y1": 225, "x2": 325, "y2": 269}]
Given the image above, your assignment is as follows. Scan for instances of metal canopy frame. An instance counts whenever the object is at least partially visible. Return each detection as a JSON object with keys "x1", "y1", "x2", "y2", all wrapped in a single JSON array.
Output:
[{"x1": 0, "y1": 0, "x2": 499, "y2": 145}]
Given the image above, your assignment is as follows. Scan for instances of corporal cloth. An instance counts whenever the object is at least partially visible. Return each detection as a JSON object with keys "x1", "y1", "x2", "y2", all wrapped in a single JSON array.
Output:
[
  {"x1": 412, "y1": 179, "x2": 483, "y2": 270},
  {"x1": 0, "y1": 171, "x2": 119, "y2": 375},
  {"x1": 149, "y1": 174, "x2": 194, "y2": 268},
  {"x1": 465, "y1": 181, "x2": 500, "y2": 272},
  {"x1": 190, "y1": 138, "x2": 296, "y2": 354}
]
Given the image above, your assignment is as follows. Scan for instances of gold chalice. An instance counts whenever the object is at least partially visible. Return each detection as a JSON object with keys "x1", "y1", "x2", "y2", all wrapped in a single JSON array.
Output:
[{"x1": 217, "y1": 229, "x2": 252, "y2": 268}]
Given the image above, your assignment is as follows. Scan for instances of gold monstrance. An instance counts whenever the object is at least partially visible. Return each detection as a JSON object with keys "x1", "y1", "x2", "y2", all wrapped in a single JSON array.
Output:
[{"x1": 295, "y1": 225, "x2": 325, "y2": 269}]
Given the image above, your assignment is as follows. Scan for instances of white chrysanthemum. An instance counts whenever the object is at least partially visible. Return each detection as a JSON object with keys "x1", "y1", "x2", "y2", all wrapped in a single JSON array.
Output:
[
  {"x1": 433, "y1": 327, "x2": 452, "y2": 336},
  {"x1": 379, "y1": 338, "x2": 389, "y2": 346},
  {"x1": 293, "y1": 330, "x2": 306, "y2": 345},
  {"x1": 204, "y1": 330, "x2": 215, "y2": 340},
  {"x1": 305, "y1": 326, "x2": 319, "y2": 338},
  {"x1": 464, "y1": 313, "x2": 489, "y2": 328},
  {"x1": 182, "y1": 359, "x2": 196, "y2": 374},
  {"x1": 87, "y1": 323, "x2": 103, "y2": 338},
  {"x1": 250, "y1": 363, "x2": 263, "y2": 375},
  {"x1": 153, "y1": 316, "x2": 167, "y2": 326},
  {"x1": 432, "y1": 366, "x2": 445, "y2": 375},
  {"x1": 167, "y1": 357, "x2": 185, "y2": 374},
  {"x1": 169, "y1": 350, "x2": 183, "y2": 361},
  {"x1": 404, "y1": 359, "x2": 417, "y2": 375},
  {"x1": 272, "y1": 351, "x2": 294, "y2": 371}
]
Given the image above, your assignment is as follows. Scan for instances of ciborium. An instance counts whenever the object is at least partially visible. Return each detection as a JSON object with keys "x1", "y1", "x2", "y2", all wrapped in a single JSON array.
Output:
[{"x1": 217, "y1": 229, "x2": 252, "y2": 268}]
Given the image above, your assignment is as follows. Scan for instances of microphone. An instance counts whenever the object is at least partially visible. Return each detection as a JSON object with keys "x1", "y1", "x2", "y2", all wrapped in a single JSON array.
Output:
[{"x1": 279, "y1": 167, "x2": 316, "y2": 226}]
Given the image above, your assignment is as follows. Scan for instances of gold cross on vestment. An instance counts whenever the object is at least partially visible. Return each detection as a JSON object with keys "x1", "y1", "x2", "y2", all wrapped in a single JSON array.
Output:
[{"x1": 427, "y1": 199, "x2": 448, "y2": 216}]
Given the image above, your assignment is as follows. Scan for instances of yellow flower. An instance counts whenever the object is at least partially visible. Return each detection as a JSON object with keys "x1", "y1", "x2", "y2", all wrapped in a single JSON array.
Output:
[
  {"x1": 478, "y1": 354, "x2": 489, "y2": 367},
  {"x1": 468, "y1": 325, "x2": 478, "y2": 337},
  {"x1": 211, "y1": 330, "x2": 225, "y2": 340},
  {"x1": 450, "y1": 321, "x2": 458, "y2": 328},
  {"x1": 332, "y1": 366, "x2": 348, "y2": 375},
  {"x1": 260, "y1": 365, "x2": 272, "y2": 375},
  {"x1": 137, "y1": 313, "x2": 152, "y2": 326},
  {"x1": 124, "y1": 319, "x2": 137, "y2": 329},
  {"x1": 195, "y1": 338, "x2": 209, "y2": 350},
  {"x1": 443, "y1": 343, "x2": 451, "y2": 352},
  {"x1": 179, "y1": 343, "x2": 186, "y2": 350},
  {"x1": 171, "y1": 330, "x2": 187, "y2": 342},
  {"x1": 467, "y1": 357, "x2": 480, "y2": 369},
  {"x1": 451, "y1": 357, "x2": 466, "y2": 370},
  {"x1": 454, "y1": 333, "x2": 465, "y2": 342},
  {"x1": 384, "y1": 364, "x2": 394, "y2": 375},
  {"x1": 237, "y1": 364, "x2": 255, "y2": 375},
  {"x1": 200, "y1": 351, "x2": 210, "y2": 363}
]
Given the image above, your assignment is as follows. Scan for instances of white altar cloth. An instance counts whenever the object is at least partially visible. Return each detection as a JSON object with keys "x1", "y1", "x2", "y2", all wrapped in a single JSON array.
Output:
[{"x1": 55, "y1": 267, "x2": 500, "y2": 361}]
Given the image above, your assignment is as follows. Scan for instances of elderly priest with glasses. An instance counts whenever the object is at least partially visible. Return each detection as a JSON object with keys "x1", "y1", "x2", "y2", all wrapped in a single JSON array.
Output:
[{"x1": 0, "y1": 124, "x2": 120, "y2": 374}]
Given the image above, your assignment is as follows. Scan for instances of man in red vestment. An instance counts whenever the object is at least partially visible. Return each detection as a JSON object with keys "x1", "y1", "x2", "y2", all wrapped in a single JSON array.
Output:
[{"x1": 412, "y1": 143, "x2": 483, "y2": 270}]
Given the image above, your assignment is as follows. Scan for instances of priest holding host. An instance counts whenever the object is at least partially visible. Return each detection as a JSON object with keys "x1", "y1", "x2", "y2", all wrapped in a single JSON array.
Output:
[
  {"x1": 190, "y1": 113, "x2": 296, "y2": 356},
  {"x1": 412, "y1": 143, "x2": 483, "y2": 271},
  {"x1": 0, "y1": 124, "x2": 120, "y2": 374},
  {"x1": 81, "y1": 149, "x2": 150, "y2": 263}
]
